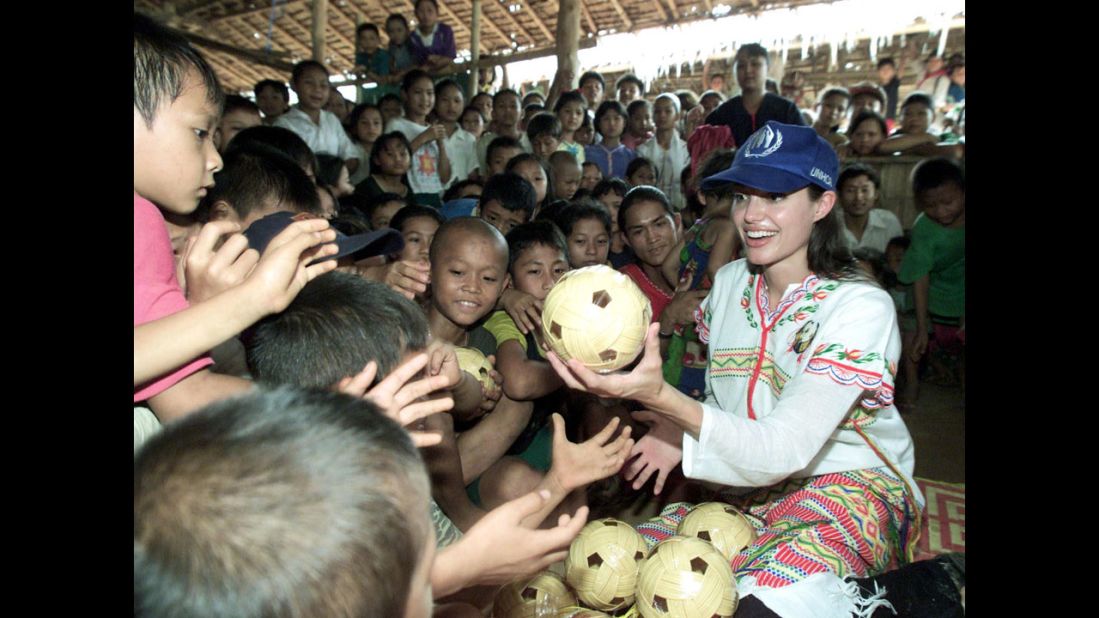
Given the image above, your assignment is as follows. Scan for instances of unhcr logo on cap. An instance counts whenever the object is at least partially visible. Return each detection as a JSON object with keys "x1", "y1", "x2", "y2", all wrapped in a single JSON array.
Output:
[
  {"x1": 810, "y1": 167, "x2": 832, "y2": 186},
  {"x1": 743, "y1": 125, "x2": 783, "y2": 158}
]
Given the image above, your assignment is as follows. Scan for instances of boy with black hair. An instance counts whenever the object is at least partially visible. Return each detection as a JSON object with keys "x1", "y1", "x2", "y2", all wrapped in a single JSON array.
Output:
[
  {"x1": 837, "y1": 162, "x2": 902, "y2": 253},
  {"x1": 476, "y1": 89, "x2": 530, "y2": 177},
  {"x1": 378, "y1": 91, "x2": 404, "y2": 124},
  {"x1": 253, "y1": 78, "x2": 290, "y2": 124},
  {"x1": 353, "y1": 22, "x2": 392, "y2": 104},
  {"x1": 224, "y1": 124, "x2": 319, "y2": 180},
  {"x1": 197, "y1": 144, "x2": 323, "y2": 228},
  {"x1": 522, "y1": 103, "x2": 546, "y2": 132},
  {"x1": 846, "y1": 81, "x2": 889, "y2": 126},
  {"x1": 702, "y1": 43, "x2": 804, "y2": 146},
  {"x1": 897, "y1": 158, "x2": 965, "y2": 388},
  {"x1": 616, "y1": 73, "x2": 645, "y2": 104},
  {"x1": 527, "y1": 112, "x2": 563, "y2": 162},
  {"x1": 623, "y1": 98, "x2": 653, "y2": 151},
  {"x1": 214, "y1": 95, "x2": 261, "y2": 152},
  {"x1": 548, "y1": 150, "x2": 581, "y2": 201},
  {"x1": 554, "y1": 203, "x2": 612, "y2": 269},
  {"x1": 580, "y1": 160, "x2": 603, "y2": 192},
  {"x1": 592, "y1": 177, "x2": 633, "y2": 268},
  {"x1": 881, "y1": 92, "x2": 963, "y2": 158},
  {"x1": 478, "y1": 172, "x2": 537, "y2": 235},
  {"x1": 522, "y1": 91, "x2": 546, "y2": 108},
  {"x1": 812, "y1": 86, "x2": 851, "y2": 149},
  {"x1": 483, "y1": 135, "x2": 524, "y2": 178},
  {"x1": 134, "y1": 12, "x2": 337, "y2": 428},
  {"x1": 637, "y1": 93, "x2": 690, "y2": 210},
  {"x1": 275, "y1": 60, "x2": 361, "y2": 173},
  {"x1": 876, "y1": 56, "x2": 907, "y2": 121},
  {"x1": 578, "y1": 70, "x2": 606, "y2": 110}
]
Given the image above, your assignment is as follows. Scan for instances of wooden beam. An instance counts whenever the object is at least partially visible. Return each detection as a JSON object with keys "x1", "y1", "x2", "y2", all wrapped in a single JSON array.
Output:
[
  {"x1": 319, "y1": 0, "x2": 362, "y2": 64},
  {"x1": 649, "y1": 0, "x2": 671, "y2": 22},
  {"x1": 185, "y1": 29, "x2": 296, "y2": 73},
  {"x1": 469, "y1": 0, "x2": 482, "y2": 98},
  {"x1": 523, "y1": 2, "x2": 555, "y2": 42},
  {"x1": 209, "y1": 0, "x2": 307, "y2": 23},
  {"x1": 662, "y1": 0, "x2": 679, "y2": 19},
  {"x1": 581, "y1": 3, "x2": 598, "y2": 35},
  {"x1": 606, "y1": 0, "x2": 634, "y2": 31},
  {"x1": 699, "y1": 0, "x2": 713, "y2": 11},
  {"x1": 556, "y1": 0, "x2": 581, "y2": 89},
  {"x1": 312, "y1": 0, "x2": 327, "y2": 61},
  {"x1": 483, "y1": 2, "x2": 540, "y2": 48}
]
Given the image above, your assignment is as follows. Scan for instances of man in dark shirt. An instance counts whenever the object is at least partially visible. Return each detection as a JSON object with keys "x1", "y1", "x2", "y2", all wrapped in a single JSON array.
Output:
[
  {"x1": 877, "y1": 57, "x2": 903, "y2": 121},
  {"x1": 704, "y1": 43, "x2": 804, "y2": 147}
]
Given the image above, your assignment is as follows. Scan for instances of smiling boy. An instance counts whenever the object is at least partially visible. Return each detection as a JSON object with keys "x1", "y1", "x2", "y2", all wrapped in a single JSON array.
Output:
[
  {"x1": 274, "y1": 60, "x2": 360, "y2": 174},
  {"x1": 705, "y1": 43, "x2": 805, "y2": 147}
]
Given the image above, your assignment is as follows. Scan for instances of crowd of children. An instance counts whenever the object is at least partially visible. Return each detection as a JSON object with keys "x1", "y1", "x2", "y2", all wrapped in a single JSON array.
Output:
[{"x1": 135, "y1": 8, "x2": 965, "y2": 616}]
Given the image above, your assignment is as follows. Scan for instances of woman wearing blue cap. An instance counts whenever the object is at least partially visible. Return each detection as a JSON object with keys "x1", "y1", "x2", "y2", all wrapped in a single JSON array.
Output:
[{"x1": 549, "y1": 122, "x2": 959, "y2": 617}]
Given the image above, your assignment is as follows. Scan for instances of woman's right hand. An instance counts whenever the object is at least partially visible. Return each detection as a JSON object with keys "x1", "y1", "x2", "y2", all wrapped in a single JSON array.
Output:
[{"x1": 545, "y1": 322, "x2": 665, "y2": 406}]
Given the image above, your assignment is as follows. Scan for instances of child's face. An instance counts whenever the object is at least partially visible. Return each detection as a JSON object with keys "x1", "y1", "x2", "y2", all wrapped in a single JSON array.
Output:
[
  {"x1": 617, "y1": 82, "x2": 641, "y2": 104},
  {"x1": 581, "y1": 163, "x2": 603, "y2": 191},
  {"x1": 552, "y1": 161, "x2": 581, "y2": 200},
  {"x1": 215, "y1": 108, "x2": 261, "y2": 152},
  {"x1": 404, "y1": 77, "x2": 435, "y2": 121},
  {"x1": 849, "y1": 93, "x2": 883, "y2": 118},
  {"x1": 557, "y1": 101, "x2": 585, "y2": 133},
  {"x1": 628, "y1": 106, "x2": 653, "y2": 136},
  {"x1": 335, "y1": 165, "x2": 354, "y2": 196},
  {"x1": 480, "y1": 199, "x2": 528, "y2": 235},
  {"x1": 375, "y1": 139, "x2": 412, "y2": 177},
  {"x1": 849, "y1": 119, "x2": 885, "y2": 156},
  {"x1": 134, "y1": 70, "x2": 223, "y2": 215},
  {"x1": 567, "y1": 217, "x2": 610, "y2": 268},
  {"x1": 513, "y1": 160, "x2": 547, "y2": 204},
  {"x1": 652, "y1": 98, "x2": 678, "y2": 131},
  {"x1": 415, "y1": 0, "x2": 438, "y2": 31},
  {"x1": 531, "y1": 134, "x2": 560, "y2": 161},
  {"x1": 386, "y1": 19, "x2": 409, "y2": 45},
  {"x1": 598, "y1": 110, "x2": 626, "y2": 139},
  {"x1": 598, "y1": 191, "x2": 624, "y2": 225},
  {"x1": 255, "y1": 85, "x2": 288, "y2": 118},
  {"x1": 700, "y1": 93, "x2": 722, "y2": 116},
  {"x1": 356, "y1": 108, "x2": 384, "y2": 144},
  {"x1": 435, "y1": 86, "x2": 464, "y2": 123},
  {"x1": 488, "y1": 146, "x2": 522, "y2": 177},
  {"x1": 493, "y1": 94, "x2": 521, "y2": 129},
  {"x1": 472, "y1": 95, "x2": 493, "y2": 122},
  {"x1": 325, "y1": 89, "x2": 349, "y2": 120},
  {"x1": 380, "y1": 98, "x2": 404, "y2": 123},
  {"x1": 817, "y1": 94, "x2": 848, "y2": 129},
  {"x1": 371, "y1": 200, "x2": 405, "y2": 229},
  {"x1": 512, "y1": 243, "x2": 569, "y2": 300},
  {"x1": 460, "y1": 109, "x2": 484, "y2": 137},
  {"x1": 622, "y1": 200, "x2": 678, "y2": 267},
  {"x1": 877, "y1": 63, "x2": 896, "y2": 83},
  {"x1": 293, "y1": 66, "x2": 331, "y2": 113},
  {"x1": 357, "y1": 29, "x2": 381, "y2": 54},
  {"x1": 580, "y1": 78, "x2": 604, "y2": 108},
  {"x1": 885, "y1": 244, "x2": 905, "y2": 273},
  {"x1": 628, "y1": 164, "x2": 656, "y2": 187},
  {"x1": 839, "y1": 174, "x2": 877, "y2": 217},
  {"x1": 900, "y1": 102, "x2": 932, "y2": 135},
  {"x1": 399, "y1": 215, "x2": 440, "y2": 263},
  {"x1": 917, "y1": 182, "x2": 964, "y2": 228},
  {"x1": 431, "y1": 230, "x2": 509, "y2": 326},
  {"x1": 574, "y1": 123, "x2": 595, "y2": 146}
]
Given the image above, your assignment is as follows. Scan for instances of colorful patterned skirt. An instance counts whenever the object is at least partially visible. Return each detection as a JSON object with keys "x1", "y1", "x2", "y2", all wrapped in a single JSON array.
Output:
[{"x1": 636, "y1": 467, "x2": 919, "y2": 588}]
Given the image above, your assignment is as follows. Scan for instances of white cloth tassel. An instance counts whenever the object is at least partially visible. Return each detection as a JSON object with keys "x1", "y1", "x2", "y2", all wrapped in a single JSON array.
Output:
[{"x1": 845, "y1": 578, "x2": 896, "y2": 618}]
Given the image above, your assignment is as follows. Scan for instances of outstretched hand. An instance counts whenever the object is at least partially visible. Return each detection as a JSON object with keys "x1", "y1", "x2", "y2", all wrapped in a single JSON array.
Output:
[
  {"x1": 245, "y1": 218, "x2": 340, "y2": 314},
  {"x1": 546, "y1": 322, "x2": 665, "y2": 405},
  {"x1": 501, "y1": 288, "x2": 543, "y2": 334},
  {"x1": 460, "y1": 489, "x2": 590, "y2": 585},
  {"x1": 548, "y1": 414, "x2": 634, "y2": 493},
  {"x1": 335, "y1": 353, "x2": 454, "y2": 447},
  {"x1": 624, "y1": 410, "x2": 684, "y2": 495}
]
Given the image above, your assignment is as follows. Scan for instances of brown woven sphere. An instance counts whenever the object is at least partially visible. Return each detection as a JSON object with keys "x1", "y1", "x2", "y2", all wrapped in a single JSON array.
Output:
[
  {"x1": 564, "y1": 518, "x2": 649, "y2": 611},
  {"x1": 541, "y1": 265, "x2": 652, "y2": 373},
  {"x1": 676, "y1": 502, "x2": 758, "y2": 562},
  {"x1": 493, "y1": 570, "x2": 577, "y2": 618},
  {"x1": 636, "y1": 535, "x2": 738, "y2": 618}
]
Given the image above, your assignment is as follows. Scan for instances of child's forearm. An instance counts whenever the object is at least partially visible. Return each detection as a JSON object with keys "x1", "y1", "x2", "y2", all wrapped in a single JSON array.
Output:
[
  {"x1": 134, "y1": 286, "x2": 268, "y2": 386},
  {"x1": 497, "y1": 342, "x2": 563, "y2": 401},
  {"x1": 913, "y1": 274, "x2": 931, "y2": 332},
  {"x1": 879, "y1": 133, "x2": 938, "y2": 154},
  {"x1": 456, "y1": 396, "x2": 533, "y2": 483},
  {"x1": 437, "y1": 139, "x2": 452, "y2": 184}
]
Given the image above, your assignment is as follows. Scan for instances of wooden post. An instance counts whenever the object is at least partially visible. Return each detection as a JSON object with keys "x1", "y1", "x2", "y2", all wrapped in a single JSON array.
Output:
[
  {"x1": 557, "y1": 0, "x2": 581, "y2": 91},
  {"x1": 311, "y1": 0, "x2": 327, "y2": 62},
  {"x1": 469, "y1": 0, "x2": 482, "y2": 98}
]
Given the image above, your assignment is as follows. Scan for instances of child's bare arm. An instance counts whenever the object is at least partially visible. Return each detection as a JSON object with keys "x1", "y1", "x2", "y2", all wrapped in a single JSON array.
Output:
[
  {"x1": 431, "y1": 490, "x2": 589, "y2": 597},
  {"x1": 434, "y1": 124, "x2": 453, "y2": 184},
  {"x1": 456, "y1": 395, "x2": 533, "y2": 484},
  {"x1": 145, "y1": 369, "x2": 253, "y2": 423},
  {"x1": 422, "y1": 412, "x2": 489, "y2": 532},
  {"x1": 703, "y1": 218, "x2": 738, "y2": 282},
  {"x1": 878, "y1": 132, "x2": 939, "y2": 154},
  {"x1": 520, "y1": 414, "x2": 634, "y2": 528},
  {"x1": 910, "y1": 274, "x2": 931, "y2": 363},
  {"x1": 135, "y1": 220, "x2": 338, "y2": 385},
  {"x1": 495, "y1": 340, "x2": 564, "y2": 401},
  {"x1": 661, "y1": 236, "x2": 686, "y2": 290}
]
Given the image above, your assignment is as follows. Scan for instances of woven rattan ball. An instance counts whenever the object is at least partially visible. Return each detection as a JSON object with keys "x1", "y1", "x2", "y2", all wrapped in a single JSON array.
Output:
[
  {"x1": 636, "y1": 536, "x2": 737, "y2": 618},
  {"x1": 493, "y1": 571, "x2": 577, "y2": 618},
  {"x1": 564, "y1": 518, "x2": 649, "y2": 611},
  {"x1": 540, "y1": 265, "x2": 652, "y2": 373},
  {"x1": 676, "y1": 502, "x2": 758, "y2": 562},
  {"x1": 453, "y1": 346, "x2": 497, "y2": 390},
  {"x1": 560, "y1": 610, "x2": 612, "y2": 617}
]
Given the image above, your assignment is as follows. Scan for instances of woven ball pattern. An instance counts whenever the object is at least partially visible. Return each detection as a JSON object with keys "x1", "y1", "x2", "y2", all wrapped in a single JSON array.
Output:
[
  {"x1": 676, "y1": 502, "x2": 758, "y2": 563},
  {"x1": 636, "y1": 536, "x2": 738, "y2": 618},
  {"x1": 541, "y1": 265, "x2": 652, "y2": 373},
  {"x1": 454, "y1": 346, "x2": 497, "y2": 390},
  {"x1": 565, "y1": 518, "x2": 650, "y2": 611},
  {"x1": 493, "y1": 571, "x2": 577, "y2": 618}
]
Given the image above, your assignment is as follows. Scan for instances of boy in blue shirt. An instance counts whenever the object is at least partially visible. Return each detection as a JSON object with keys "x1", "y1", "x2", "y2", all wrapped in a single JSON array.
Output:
[{"x1": 353, "y1": 23, "x2": 392, "y2": 105}]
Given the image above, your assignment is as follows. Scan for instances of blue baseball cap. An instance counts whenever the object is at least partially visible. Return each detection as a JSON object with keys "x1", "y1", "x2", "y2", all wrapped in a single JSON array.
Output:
[
  {"x1": 701, "y1": 121, "x2": 839, "y2": 193},
  {"x1": 243, "y1": 211, "x2": 405, "y2": 264}
]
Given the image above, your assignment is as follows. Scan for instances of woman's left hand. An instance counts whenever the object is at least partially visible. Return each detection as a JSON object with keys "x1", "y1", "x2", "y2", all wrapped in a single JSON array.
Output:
[
  {"x1": 546, "y1": 322, "x2": 665, "y2": 406},
  {"x1": 624, "y1": 410, "x2": 683, "y2": 495}
]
